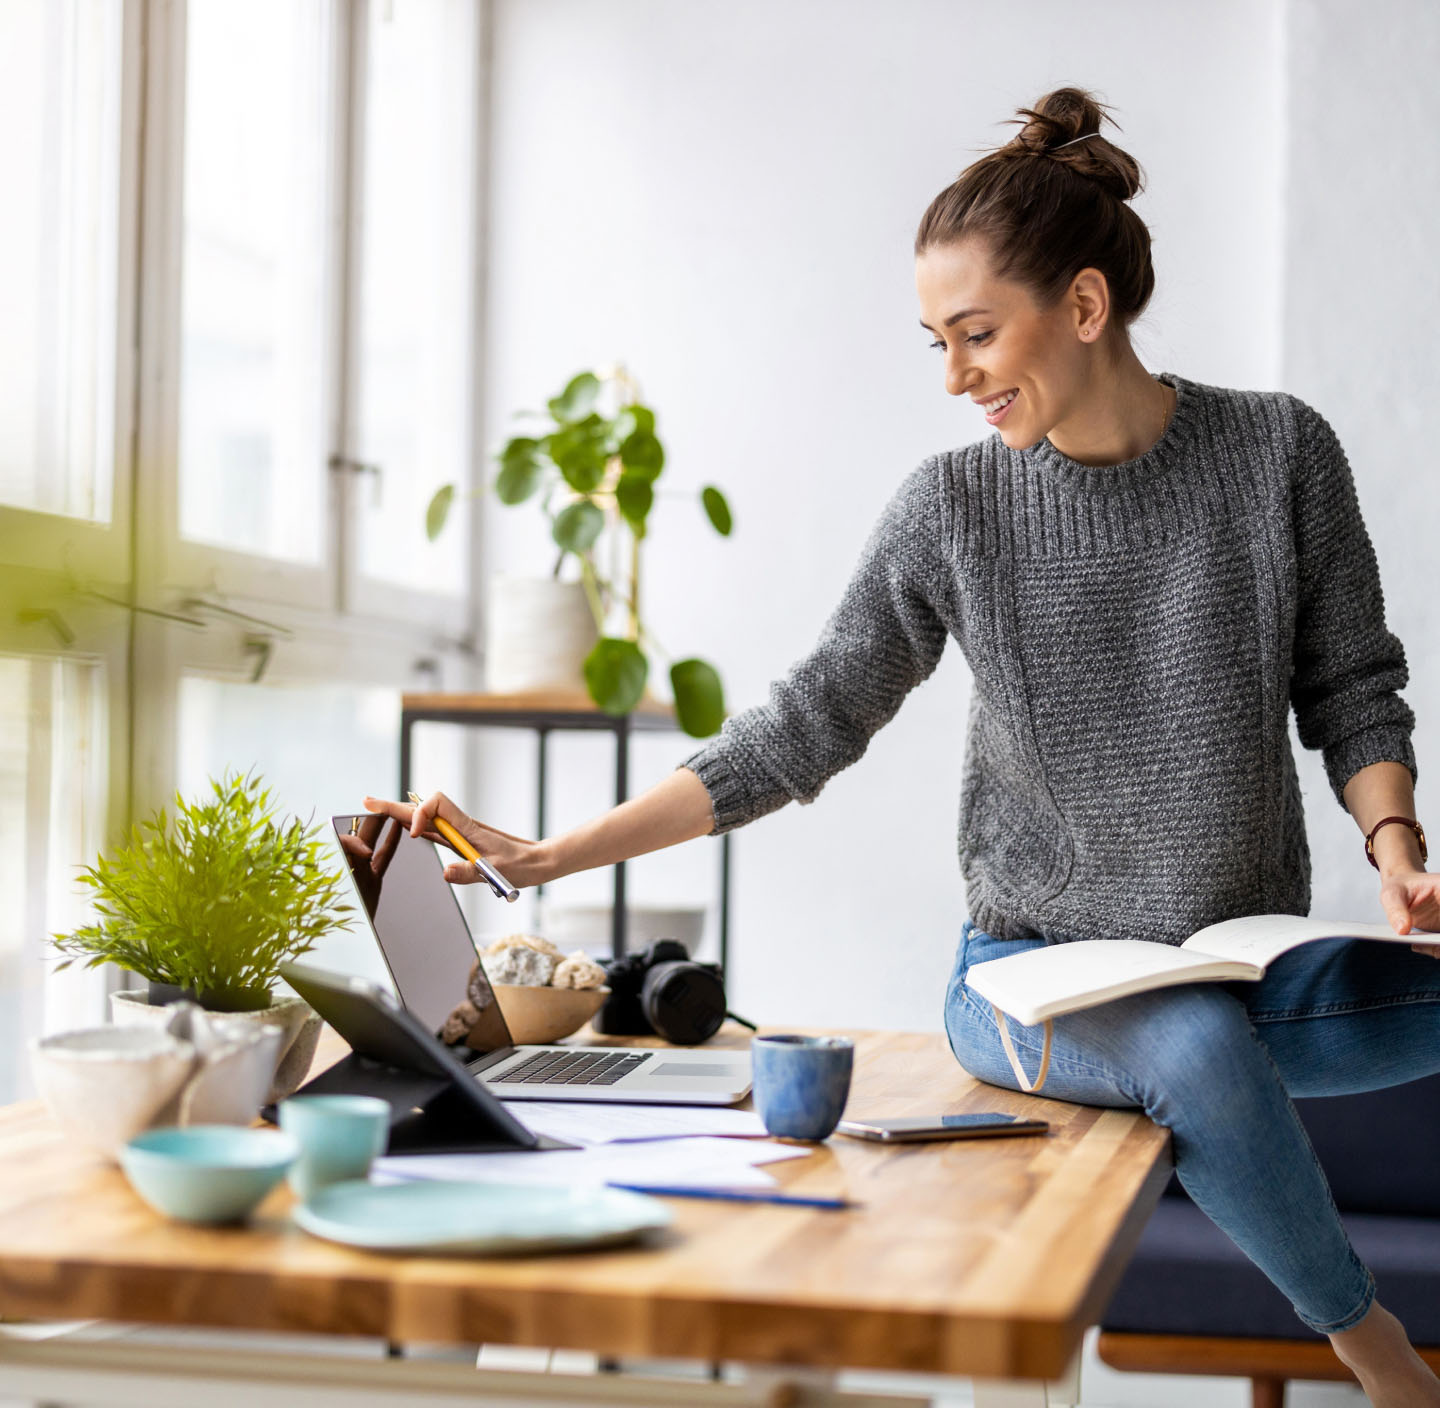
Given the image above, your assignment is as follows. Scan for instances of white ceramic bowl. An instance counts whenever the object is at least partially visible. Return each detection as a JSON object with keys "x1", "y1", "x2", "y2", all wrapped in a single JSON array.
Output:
[{"x1": 32, "y1": 1027, "x2": 197, "y2": 1162}]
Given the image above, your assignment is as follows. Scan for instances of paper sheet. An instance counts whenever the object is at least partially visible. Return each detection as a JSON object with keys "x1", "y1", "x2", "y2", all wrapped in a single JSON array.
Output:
[
  {"x1": 500, "y1": 1100, "x2": 768, "y2": 1146},
  {"x1": 375, "y1": 1136, "x2": 809, "y2": 1192}
]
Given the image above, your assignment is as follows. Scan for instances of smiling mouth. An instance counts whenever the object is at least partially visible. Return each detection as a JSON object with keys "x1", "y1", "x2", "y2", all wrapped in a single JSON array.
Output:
[{"x1": 979, "y1": 389, "x2": 1019, "y2": 423}]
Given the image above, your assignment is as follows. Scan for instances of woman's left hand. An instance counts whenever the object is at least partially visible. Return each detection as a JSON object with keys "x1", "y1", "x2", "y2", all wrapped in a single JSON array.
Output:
[{"x1": 1379, "y1": 868, "x2": 1440, "y2": 957}]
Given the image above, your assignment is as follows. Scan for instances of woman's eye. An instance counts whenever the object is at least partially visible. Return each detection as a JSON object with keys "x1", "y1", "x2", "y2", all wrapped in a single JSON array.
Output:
[{"x1": 928, "y1": 332, "x2": 993, "y2": 351}]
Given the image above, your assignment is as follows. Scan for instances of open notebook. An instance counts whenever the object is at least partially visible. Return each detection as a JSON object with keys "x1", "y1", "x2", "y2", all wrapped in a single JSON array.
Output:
[{"x1": 964, "y1": 915, "x2": 1435, "y2": 1094}]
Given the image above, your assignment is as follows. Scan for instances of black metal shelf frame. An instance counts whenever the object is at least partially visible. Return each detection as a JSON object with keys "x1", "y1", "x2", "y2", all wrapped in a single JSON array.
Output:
[{"x1": 398, "y1": 703, "x2": 730, "y2": 975}]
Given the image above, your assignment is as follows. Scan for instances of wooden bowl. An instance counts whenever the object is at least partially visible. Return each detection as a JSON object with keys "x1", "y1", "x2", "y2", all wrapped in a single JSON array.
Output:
[{"x1": 492, "y1": 985, "x2": 610, "y2": 1045}]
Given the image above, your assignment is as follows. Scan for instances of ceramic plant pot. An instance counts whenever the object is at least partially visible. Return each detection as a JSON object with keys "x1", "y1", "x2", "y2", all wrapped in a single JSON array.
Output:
[
  {"x1": 111, "y1": 990, "x2": 321, "y2": 1104},
  {"x1": 484, "y1": 575, "x2": 598, "y2": 695}
]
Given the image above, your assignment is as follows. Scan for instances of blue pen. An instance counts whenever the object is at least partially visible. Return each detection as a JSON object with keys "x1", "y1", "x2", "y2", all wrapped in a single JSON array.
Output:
[{"x1": 607, "y1": 1183, "x2": 857, "y2": 1210}]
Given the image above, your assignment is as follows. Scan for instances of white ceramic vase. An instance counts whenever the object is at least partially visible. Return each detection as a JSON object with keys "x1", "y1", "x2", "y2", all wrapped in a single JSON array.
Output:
[
  {"x1": 110, "y1": 990, "x2": 321, "y2": 1104},
  {"x1": 485, "y1": 575, "x2": 598, "y2": 695}
]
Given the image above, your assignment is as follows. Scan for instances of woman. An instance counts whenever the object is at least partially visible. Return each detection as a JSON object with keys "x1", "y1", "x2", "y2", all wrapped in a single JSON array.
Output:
[{"x1": 368, "y1": 88, "x2": 1440, "y2": 1405}]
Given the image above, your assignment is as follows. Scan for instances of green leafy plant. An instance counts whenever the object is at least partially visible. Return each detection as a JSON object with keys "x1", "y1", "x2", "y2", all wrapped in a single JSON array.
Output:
[
  {"x1": 426, "y1": 366, "x2": 733, "y2": 737},
  {"x1": 50, "y1": 771, "x2": 352, "y2": 1012}
]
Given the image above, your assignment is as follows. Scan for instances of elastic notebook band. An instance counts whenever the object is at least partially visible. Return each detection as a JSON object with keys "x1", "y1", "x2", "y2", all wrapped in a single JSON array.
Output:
[{"x1": 991, "y1": 1003, "x2": 1053, "y2": 1094}]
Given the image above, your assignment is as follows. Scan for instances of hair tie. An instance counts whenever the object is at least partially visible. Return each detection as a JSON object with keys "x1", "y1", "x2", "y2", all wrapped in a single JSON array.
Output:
[{"x1": 1052, "y1": 132, "x2": 1102, "y2": 151}]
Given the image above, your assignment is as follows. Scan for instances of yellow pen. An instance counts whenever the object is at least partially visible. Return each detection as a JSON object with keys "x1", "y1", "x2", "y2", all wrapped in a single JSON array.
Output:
[{"x1": 407, "y1": 792, "x2": 519, "y2": 903}]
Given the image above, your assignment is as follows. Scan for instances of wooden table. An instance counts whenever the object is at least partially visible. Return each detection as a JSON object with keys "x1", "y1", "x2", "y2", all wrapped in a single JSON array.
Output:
[{"x1": 0, "y1": 1026, "x2": 1171, "y2": 1407}]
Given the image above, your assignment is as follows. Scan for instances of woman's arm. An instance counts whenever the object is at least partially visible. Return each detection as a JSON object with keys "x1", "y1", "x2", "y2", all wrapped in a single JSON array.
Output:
[
  {"x1": 1341, "y1": 760, "x2": 1440, "y2": 955},
  {"x1": 363, "y1": 765, "x2": 716, "y2": 890}
]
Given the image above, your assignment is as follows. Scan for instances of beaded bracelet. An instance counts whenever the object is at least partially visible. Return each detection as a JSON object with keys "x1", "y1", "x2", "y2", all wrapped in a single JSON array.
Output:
[{"x1": 1364, "y1": 815, "x2": 1428, "y2": 870}]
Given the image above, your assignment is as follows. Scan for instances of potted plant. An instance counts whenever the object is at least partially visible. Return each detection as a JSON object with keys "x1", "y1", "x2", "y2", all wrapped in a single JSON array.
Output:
[
  {"x1": 426, "y1": 364, "x2": 734, "y2": 738},
  {"x1": 50, "y1": 770, "x2": 352, "y2": 1101}
]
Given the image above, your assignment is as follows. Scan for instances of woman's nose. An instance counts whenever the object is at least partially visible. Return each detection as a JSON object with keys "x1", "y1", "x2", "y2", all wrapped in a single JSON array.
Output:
[{"x1": 946, "y1": 354, "x2": 977, "y2": 399}]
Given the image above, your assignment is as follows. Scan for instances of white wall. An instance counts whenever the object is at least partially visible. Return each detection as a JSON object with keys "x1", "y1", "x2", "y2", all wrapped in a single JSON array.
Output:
[
  {"x1": 475, "y1": 0, "x2": 1298, "y2": 1031},
  {"x1": 1280, "y1": 0, "x2": 1440, "y2": 920}
]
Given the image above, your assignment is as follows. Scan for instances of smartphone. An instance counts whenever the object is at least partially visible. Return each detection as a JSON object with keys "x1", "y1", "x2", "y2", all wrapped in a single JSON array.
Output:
[{"x1": 835, "y1": 1113, "x2": 1049, "y2": 1143}]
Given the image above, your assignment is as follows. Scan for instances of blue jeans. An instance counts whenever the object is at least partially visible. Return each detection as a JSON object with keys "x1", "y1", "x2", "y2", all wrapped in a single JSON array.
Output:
[{"x1": 944, "y1": 917, "x2": 1440, "y2": 1334}]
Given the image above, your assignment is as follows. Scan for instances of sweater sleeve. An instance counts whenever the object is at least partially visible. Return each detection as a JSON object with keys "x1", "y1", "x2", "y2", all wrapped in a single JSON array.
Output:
[
  {"x1": 1287, "y1": 397, "x2": 1417, "y2": 807},
  {"x1": 679, "y1": 457, "x2": 954, "y2": 836}
]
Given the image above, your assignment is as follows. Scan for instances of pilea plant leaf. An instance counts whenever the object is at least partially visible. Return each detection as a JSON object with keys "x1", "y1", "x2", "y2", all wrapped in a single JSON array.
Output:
[
  {"x1": 425, "y1": 484, "x2": 456, "y2": 541},
  {"x1": 670, "y1": 658, "x2": 725, "y2": 737},
  {"x1": 552, "y1": 499, "x2": 606, "y2": 553},
  {"x1": 701, "y1": 485, "x2": 733, "y2": 536},
  {"x1": 619, "y1": 427, "x2": 665, "y2": 480},
  {"x1": 495, "y1": 437, "x2": 547, "y2": 504},
  {"x1": 584, "y1": 637, "x2": 648, "y2": 715},
  {"x1": 547, "y1": 371, "x2": 601, "y2": 423},
  {"x1": 615, "y1": 472, "x2": 654, "y2": 535},
  {"x1": 547, "y1": 414, "x2": 610, "y2": 493}
]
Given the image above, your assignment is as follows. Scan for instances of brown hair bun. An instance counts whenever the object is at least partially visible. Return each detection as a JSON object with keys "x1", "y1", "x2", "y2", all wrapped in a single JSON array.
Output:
[{"x1": 915, "y1": 86, "x2": 1155, "y2": 334}]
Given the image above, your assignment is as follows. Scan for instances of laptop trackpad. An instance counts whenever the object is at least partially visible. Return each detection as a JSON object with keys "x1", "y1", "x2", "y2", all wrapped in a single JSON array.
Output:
[{"x1": 651, "y1": 1063, "x2": 735, "y2": 1078}]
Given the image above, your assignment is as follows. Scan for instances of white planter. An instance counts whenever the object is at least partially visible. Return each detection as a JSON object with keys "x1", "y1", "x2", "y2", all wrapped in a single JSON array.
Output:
[
  {"x1": 485, "y1": 575, "x2": 598, "y2": 695},
  {"x1": 110, "y1": 991, "x2": 322, "y2": 1104}
]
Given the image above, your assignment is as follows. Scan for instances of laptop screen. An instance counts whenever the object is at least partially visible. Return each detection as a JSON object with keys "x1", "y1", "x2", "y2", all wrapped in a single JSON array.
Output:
[{"x1": 332, "y1": 814, "x2": 512, "y2": 1055}]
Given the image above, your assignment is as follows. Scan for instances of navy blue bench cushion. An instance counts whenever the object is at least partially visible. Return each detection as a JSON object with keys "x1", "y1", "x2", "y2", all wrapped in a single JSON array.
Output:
[
  {"x1": 1156, "y1": 1070, "x2": 1440, "y2": 1217},
  {"x1": 1295, "y1": 1071, "x2": 1440, "y2": 1216},
  {"x1": 1103, "y1": 1197, "x2": 1440, "y2": 1342}
]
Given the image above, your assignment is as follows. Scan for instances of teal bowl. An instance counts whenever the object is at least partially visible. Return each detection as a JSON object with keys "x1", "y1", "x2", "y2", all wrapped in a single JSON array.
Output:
[{"x1": 121, "y1": 1126, "x2": 299, "y2": 1224}]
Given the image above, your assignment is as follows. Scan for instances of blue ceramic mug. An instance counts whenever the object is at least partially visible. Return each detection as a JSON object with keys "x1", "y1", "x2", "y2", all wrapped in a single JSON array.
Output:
[
  {"x1": 751, "y1": 1035, "x2": 854, "y2": 1141},
  {"x1": 279, "y1": 1094, "x2": 390, "y2": 1202}
]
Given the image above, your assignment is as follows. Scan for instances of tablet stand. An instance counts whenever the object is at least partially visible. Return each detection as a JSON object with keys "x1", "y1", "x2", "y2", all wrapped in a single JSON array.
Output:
[{"x1": 272, "y1": 963, "x2": 576, "y2": 1155}]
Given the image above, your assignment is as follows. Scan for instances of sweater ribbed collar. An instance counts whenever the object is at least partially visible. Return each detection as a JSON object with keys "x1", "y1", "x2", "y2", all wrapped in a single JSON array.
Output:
[{"x1": 1024, "y1": 371, "x2": 1196, "y2": 494}]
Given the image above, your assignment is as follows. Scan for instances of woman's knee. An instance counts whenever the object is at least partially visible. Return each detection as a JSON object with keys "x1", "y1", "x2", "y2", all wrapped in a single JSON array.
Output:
[{"x1": 1103, "y1": 985, "x2": 1281, "y2": 1122}]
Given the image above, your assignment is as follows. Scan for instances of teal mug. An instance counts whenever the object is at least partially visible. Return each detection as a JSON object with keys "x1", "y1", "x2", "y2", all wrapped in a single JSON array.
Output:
[
  {"x1": 279, "y1": 1094, "x2": 390, "y2": 1202},
  {"x1": 751, "y1": 1035, "x2": 854, "y2": 1141}
]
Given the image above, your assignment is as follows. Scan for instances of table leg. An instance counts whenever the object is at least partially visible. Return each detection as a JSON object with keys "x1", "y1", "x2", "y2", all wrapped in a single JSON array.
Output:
[
  {"x1": 612, "y1": 720, "x2": 630, "y2": 959},
  {"x1": 972, "y1": 1342, "x2": 1080, "y2": 1407},
  {"x1": 536, "y1": 728, "x2": 549, "y2": 900},
  {"x1": 398, "y1": 712, "x2": 414, "y2": 799},
  {"x1": 719, "y1": 832, "x2": 731, "y2": 978}
]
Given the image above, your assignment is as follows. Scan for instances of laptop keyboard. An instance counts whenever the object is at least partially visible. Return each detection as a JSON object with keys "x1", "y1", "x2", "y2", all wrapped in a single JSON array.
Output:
[{"x1": 495, "y1": 1049, "x2": 653, "y2": 1087}]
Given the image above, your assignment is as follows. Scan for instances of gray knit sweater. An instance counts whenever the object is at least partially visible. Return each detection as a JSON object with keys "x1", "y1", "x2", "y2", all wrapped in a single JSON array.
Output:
[{"x1": 680, "y1": 372, "x2": 1418, "y2": 947}]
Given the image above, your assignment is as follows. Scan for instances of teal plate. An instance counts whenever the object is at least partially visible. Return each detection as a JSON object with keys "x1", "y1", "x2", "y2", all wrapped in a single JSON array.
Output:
[{"x1": 293, "y1": 1180, "x2": 672, "y2": 1255}]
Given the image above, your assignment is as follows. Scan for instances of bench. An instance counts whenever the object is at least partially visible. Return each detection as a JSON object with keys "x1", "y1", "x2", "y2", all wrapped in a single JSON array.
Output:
[{"x1": 1097, "y1": 1069, "x2": 1440, "y2": 1407}]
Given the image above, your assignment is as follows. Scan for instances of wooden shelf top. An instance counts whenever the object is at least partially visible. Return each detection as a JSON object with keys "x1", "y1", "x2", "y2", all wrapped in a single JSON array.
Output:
[
  {"x1": 0, "y1": 1027, "x2": 1171, "y2": 1379},
  {"x1": 400, "y1": 689, "x2": 676, "y2": 720}
]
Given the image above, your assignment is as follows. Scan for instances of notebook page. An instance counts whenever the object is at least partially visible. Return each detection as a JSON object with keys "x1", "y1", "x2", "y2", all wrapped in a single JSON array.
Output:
[
  {"x1": 964, "y1": 938, "x2": 1255, "y2": 1026},
  {"x1": 1181, "y1": 914, "x2": 1428, "y2": 968}
]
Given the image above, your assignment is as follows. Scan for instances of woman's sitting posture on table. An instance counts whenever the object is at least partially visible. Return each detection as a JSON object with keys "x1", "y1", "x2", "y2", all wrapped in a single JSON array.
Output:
[{"x1": 366, "y1": 87, "x2": 1440, "y2": 1408}]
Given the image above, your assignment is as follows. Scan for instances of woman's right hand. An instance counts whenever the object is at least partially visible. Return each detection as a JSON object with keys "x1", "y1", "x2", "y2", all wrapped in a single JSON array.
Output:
[{"x1": 361, "y1": 792, "x2": 549, "y2": 889}]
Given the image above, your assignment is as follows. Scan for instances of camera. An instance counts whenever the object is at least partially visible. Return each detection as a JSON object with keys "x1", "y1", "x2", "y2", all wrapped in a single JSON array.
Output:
[{"x1": 594, "y1": 938, "x2": 727, "y2": 1046}]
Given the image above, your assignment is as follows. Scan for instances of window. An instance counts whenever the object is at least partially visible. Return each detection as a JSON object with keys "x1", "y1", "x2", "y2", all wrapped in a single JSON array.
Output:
[{"x1": 0, "y1": 0, "x2": 488, "y2": 1102}]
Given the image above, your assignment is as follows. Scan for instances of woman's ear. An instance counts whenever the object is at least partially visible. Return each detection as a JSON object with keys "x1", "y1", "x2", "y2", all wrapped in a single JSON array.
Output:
[{"x1": 1070, "y1": 267, "x2": 1110, "y2": 342}]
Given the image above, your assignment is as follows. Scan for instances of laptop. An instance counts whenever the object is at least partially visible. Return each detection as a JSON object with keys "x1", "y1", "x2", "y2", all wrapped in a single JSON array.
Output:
[{"x1": 332, "y1": 814, "x2": 752, "y2": 1105}]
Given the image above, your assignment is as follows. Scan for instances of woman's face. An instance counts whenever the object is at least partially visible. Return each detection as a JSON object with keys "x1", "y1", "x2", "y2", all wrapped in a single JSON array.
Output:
[{"x1": 915, "y1": 237, "x2": 1100, "y2": 451}]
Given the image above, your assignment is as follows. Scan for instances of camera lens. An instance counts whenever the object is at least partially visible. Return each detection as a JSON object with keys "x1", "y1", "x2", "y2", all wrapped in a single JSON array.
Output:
[{"x1": 640, "y1": 960, "x2": 726, "y2": 1046}]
